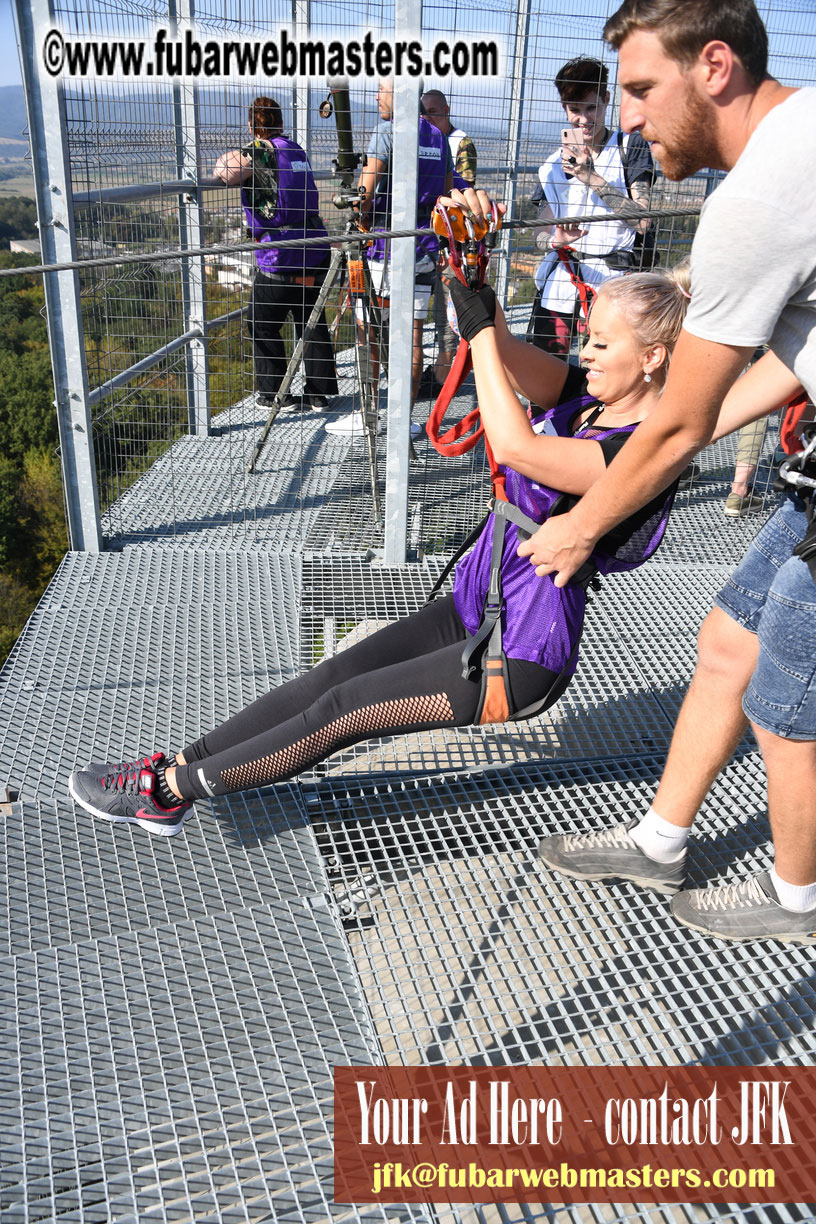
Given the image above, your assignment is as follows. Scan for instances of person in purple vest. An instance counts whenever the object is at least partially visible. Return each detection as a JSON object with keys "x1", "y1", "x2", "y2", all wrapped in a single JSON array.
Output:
[
  {"x1": 326, "y1": 80, "x2": 453, "y2": 439},
  {"x1": 215, "y1": 95, "x2": 338, "y2": 412},
  {"x1": 420, "y1": 88, "x2": 478, "y2": 395},
  {"x1": 70, "y1": 267, "x2": 696, "y2": 836}
]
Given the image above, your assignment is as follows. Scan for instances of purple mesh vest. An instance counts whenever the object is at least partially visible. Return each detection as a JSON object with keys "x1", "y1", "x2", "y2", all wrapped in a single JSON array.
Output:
[
  {"x1": 369, "y1": 117, "x2": 448, "y2": 264},
  {"x1": 242, "y1": 136, "x2": 328, "y2": 274},
  {"x1": 452, "y1": 394, "x2": 676, "y2": 673}
]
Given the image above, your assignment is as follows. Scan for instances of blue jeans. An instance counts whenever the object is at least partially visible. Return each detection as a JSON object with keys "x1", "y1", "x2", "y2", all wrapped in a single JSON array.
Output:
[{"x1": 715, "y1": 495, "x2": 816, "y2": 739}]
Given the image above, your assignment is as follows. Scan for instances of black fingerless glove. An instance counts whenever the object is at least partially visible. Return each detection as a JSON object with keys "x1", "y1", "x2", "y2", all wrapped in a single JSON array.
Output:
[{"x1": 445, "y1": 275, "x2": 497, "y2": 344}]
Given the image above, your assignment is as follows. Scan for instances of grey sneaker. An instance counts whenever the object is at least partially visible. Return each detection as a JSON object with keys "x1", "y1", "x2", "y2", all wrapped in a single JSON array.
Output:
[
  {"x1": 69, "y1": 758, "x2": 193, "y2": 837},
  {"x1": 724, "y1": 492, "x2": 764, "y2": 517},
  {"x1": 537, "y1": 819, "x2": 686, "y2": 894},
  {"x1": 671, "y1": 872, "x2": 816, "y2": 943}
]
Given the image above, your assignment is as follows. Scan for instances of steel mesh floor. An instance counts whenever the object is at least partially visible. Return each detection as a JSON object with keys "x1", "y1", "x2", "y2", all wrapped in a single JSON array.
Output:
[
  {"x1": 0, "y1": 550, "x2": 300, "y2": 801},
  {"x1": 2, "y1": 376, "x2": 812, "y2": 1222},
  {"x1": 307, "y1": 756, "x2": 816, "y2": 1224},
  {"x1": 309, "y1": 753, "x2": 816, "y2": 1066},
  {"x1": 98, "y1": 331, "x2": 782, "y2": 565},
  {"x1": 0, "y1": 786, "x2": 431, "y2": 1223},
  {"x1": 0, "y1": 888, "x2": 421, "y2": 1224}
]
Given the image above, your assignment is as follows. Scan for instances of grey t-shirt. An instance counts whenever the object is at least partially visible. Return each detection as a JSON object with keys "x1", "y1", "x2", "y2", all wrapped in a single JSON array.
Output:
[{"x1": 684, "y1": 87, "x2": 816, "y2": 399}]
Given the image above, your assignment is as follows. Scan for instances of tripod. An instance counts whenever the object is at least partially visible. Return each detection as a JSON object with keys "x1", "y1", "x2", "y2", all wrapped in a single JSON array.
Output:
[
  {"x1": 246, "y1": 84, "x2": 387, "y2": 526},
  {"x1": 246, "y1": 215, "x2": 386, "y2": 523}
]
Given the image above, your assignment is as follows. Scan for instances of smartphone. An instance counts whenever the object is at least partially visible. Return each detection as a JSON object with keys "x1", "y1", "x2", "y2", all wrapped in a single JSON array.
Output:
[{"x1": 561, "y1": 127, "x2": 586, "y2": 155}]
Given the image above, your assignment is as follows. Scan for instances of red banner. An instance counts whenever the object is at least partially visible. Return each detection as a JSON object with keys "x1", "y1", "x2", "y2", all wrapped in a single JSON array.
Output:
[{"x1": 334, "y1": 1066, "x2": 816, "y2": 1204}]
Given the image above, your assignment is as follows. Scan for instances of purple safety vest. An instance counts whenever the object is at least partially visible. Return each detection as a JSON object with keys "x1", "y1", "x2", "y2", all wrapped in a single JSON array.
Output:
[
  {"x1": 242, "y1": 135, "x2": 329, "y2": 274},
  {"x1": 369, "y1": 116, "x2": 448, "y2": 264},
  {"x1": 452, "y1": 394, "x2": 676, "y2": 673}
]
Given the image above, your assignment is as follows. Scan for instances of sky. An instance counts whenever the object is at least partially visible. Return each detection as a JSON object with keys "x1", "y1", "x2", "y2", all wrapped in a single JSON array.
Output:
[
  {"x1": 1, "y1": 0, "x2": 21, "y2": 89},
  {"x1": 1, "y1": 1, "x2": 814, "y2": 97}
]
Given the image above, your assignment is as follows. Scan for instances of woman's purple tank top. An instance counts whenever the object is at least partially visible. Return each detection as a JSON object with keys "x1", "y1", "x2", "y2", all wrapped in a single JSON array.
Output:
[{"x1": 452, "y1": 393, "x2": 674, "y2": 673}]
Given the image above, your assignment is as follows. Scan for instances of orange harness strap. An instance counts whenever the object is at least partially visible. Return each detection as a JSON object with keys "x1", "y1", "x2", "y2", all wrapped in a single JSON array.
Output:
[{"x1": 555, "y1": 246, "x2": 596, "y2": 319}]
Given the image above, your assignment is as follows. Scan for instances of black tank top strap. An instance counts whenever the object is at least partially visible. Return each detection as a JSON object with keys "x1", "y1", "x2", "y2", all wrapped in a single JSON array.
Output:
[{"x1": 570, "y1": 402, "x2": 605, "y2": 434}]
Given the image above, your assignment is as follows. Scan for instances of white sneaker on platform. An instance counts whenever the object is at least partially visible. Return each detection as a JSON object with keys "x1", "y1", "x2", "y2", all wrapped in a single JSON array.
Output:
[{"x1": 324, "y1": 411, "x2": 383, "y2": 438}]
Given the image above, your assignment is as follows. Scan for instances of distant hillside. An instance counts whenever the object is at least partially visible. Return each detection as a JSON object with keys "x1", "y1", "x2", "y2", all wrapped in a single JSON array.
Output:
[{"x1": 0, "y1": 86, "x2": 28, "y2": 142}]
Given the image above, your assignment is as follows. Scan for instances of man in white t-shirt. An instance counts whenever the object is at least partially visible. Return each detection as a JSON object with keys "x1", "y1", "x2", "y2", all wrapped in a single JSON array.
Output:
[
  {"x1": 530, "y1": 56, "x2": 654, "y2": 354},
  {"x1": 528, "y1": 0, "x2": 816, "y2": 942}
]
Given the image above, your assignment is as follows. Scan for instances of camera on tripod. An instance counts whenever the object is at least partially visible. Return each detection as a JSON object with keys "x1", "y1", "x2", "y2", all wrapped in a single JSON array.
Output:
[
  {"x1": 320, "y1": 81, "x2": 364, "y2": 203},
  {"x1": 332, "y1": 187, "x2": 366, "y2": 212}
]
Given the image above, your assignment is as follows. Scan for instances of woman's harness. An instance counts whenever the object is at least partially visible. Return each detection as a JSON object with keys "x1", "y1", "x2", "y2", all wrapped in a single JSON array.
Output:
[
  {"x1": 777, "y1": 410, "x2": 816, "y2": 583},
  {"x1": 425, "y1": 203, "x2": 675, "y2": 724},
  {"x1": 426, "y1": 398, "x2": 610, "y2": 726}
]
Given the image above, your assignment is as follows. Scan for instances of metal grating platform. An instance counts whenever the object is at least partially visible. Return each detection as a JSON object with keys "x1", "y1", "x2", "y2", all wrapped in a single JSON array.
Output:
[
  {"x1": 305, "y1": 754, "x2": 816, "y2": 1224},
  {"x1": 0, "y1": 791, "x2": 326, "y2": 958},
  {"x1": 2, "y1": 381, "x2": 811, "y2": 1222},
  {"x1": 0, "y1": 888, "x2": 427, "y2": 1224},
  {"x1": 0, "y1": 550, "x2": 301, "y2": 801},
  {"x1": 0, "y1": 785, "x2": 435, "y2": 1223},
  {"x1": 308, "y1": 753, "x2": 816, "y2": 1067},
  {"x1": 97, "y1": 334, "x2": 782, "y2": 565}
]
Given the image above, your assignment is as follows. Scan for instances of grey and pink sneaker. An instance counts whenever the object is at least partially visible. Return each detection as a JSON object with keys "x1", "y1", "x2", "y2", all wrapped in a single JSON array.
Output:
[{"x1": 68, "y1": 755, "x2": 193, "y2": 837}]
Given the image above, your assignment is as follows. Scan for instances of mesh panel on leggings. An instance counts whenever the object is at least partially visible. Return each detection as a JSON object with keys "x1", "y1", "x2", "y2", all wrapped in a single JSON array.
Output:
[{"x1": 220, "y1": 692, "x2": 455, "y2": 790}]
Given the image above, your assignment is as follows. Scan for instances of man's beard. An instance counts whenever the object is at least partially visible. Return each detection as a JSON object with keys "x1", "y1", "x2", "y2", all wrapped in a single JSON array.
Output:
[{"x1": 655, "y1": 83, "x2": 718, "y2": 181}]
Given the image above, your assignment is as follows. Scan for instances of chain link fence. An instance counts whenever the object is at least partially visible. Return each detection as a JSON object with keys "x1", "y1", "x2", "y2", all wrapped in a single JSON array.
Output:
[{"x1": 11, "y1": 0, "x2": 816, "y2": 557}]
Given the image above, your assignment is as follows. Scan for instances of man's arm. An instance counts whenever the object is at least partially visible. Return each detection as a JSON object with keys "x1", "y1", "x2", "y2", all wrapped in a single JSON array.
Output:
[
  {"x1": 710, "y1": 349, "x2": 803, "y2": 443},
  {"x1": 517, "y1": 330, "x2": 755, "y2": 583},
  {"x1": 533, "y1": 198, "x2": 587, "y2": 251},
  {"x1": 576, "y1": 162, "x2": 650, "y2": 228},
  {"x1": 357, "y1": 156, "x2": 386, "y2": 221},
  {"x1": 622, "y1": 173, "x2": 653, "y2": 234}
]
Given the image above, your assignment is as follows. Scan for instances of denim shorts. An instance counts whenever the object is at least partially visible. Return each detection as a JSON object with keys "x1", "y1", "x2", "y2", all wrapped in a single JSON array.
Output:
[{"x1": 715, "y1": 494, "x2": 816, "y2": 739}]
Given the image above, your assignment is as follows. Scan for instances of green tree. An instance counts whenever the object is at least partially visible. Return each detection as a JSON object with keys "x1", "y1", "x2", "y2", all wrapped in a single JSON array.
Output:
[
  {"x1": 0, "y1": 455, "x2": 20, "y2": 568},
  {"x1": 0, "y1": 572, "x2": 34, "y2": 665},
  {"x1": 0, "y1": 347, "x2": 56, "y2": 463},
  {"x1": 17, "y1": 448, "x2": 67, "y2": 584},
  {"x1": 0, "y1": 198, "x2": 37, "y2": 248}
]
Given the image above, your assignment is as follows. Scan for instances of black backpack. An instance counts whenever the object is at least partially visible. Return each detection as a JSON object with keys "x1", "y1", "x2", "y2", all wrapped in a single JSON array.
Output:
[{"x1": 617, "y1": 131, "x2": 659, "y2": 269}]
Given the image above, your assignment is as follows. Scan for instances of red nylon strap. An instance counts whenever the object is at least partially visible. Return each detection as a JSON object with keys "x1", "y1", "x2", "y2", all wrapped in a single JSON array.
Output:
[
  {"x1": 555, "y1": 246, "x2": 596, "y2": 319},
  {"x1": 424, "y1": 339, "x2": 507, "y2": 501},
  {"x1": 426, "y1": 341, "x2": 478, "y2": 455},
  {"x1": 424, "y1": 201, "x2": 507, "y2": 502},
  {"x1": 780, "y1": 391, "x2": 810, "y2": 456}
]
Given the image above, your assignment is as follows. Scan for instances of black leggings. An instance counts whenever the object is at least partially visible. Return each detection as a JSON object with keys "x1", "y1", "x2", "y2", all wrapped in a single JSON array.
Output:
[
  {"x1": 175, "y1": 596, "x2": 562, "y2": 800},
  {"x1": 249, "y1": 268, "x2": 338, "y2": 399}
]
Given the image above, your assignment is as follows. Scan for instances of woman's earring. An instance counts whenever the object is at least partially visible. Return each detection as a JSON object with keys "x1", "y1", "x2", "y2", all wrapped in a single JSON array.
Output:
[{"x1": 643, "y1": 372, "x2": 652, "y2": 383}]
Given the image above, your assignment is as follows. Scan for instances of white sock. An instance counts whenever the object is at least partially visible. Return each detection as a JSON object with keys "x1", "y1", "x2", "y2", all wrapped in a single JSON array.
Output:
[
  {"x1": 630, "y1": 806, "x2": 690, "y2": 863},
  {"x1": 769, "y1": 868, "x2": 816, "y2": 913}
]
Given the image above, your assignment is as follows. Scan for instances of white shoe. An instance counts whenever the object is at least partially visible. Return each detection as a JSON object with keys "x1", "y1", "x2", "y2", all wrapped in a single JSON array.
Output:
[
  {"x1": 324, "y1": 411, "x2": 383, "y2": 438},
  {"x1": 410, "y1": 421, "x2": 423, "y2": 440}
]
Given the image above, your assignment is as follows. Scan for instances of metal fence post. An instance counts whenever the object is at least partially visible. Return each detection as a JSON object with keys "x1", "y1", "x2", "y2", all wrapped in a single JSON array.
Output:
[
  {"x1": 383, "y1": 0, "x2": 421, "y2": 566},
  {"x1": 494, "y1": 0, "x2": 531, "y2": 311},
  {"x1": 14, "y1": 0, "x2": 102, "y2": 552},
  {"x1": 171, "y1": 0, "x2": 210, "y2": 436},
  {"x1": 291, "y1": 0, "x2": 312, "y2": 160}
]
